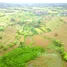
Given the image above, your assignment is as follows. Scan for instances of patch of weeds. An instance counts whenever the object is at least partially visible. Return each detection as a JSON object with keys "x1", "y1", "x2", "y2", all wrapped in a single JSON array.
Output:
[
  {"x1": 0, "y1": 45, "x2": 4, "y2": 49},
  {"x1": 9, "y1": 43, "x2": 14, "y2": 47},
  {"x1": 0, "y1": 36, "x2": 2, "y2": 39},
  {"x1": 19, "y1": 41, "x2": 24, "y2": 47},
  {"x1": 3, "y1": 46, "x2": 8, "y2": 51},
  {"x1": 0, "y1": 26, "x2": 4, "y2": 31}
]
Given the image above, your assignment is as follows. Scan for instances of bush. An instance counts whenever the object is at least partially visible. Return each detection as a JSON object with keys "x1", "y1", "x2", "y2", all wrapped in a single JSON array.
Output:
[
  {"x1": 9, "y1": 43, "x2": 14, "y2": 47},
  {"x1": 0, "y1": 36, "x2": 2, "y2": 39},
  {"x1": 53, "y1": 40, "x2": 67, "y2": 61},
  {"x1": 16, "y1": 34, "x2": 20, "y2": 40},
  {"x1": 10, "y1": 18, "x2": 15, "y2": 22},
  {"x1": 0, "y1": 26, "x2": 4, "y2": 31},
  {"x1": 53, "y1": 40, "x2": 63, "y2": 47},
  {"x1": 3, "y1": 47, "x2": 8, "y2": 51},
  {"x1": 47, "y1": 28, "x2": 51, "y2": 32},
  {"x1": 54, "y1": 33, "x2": 58, "y2": 36},
  {"x1": 62, "y1": 52, "x2": 67, "y2": 61},
  {"x1": 59, "y1": 46, "x2": 64, "y2": 53},
  {"x1": 17, "y1": 30, "x2": 23, "y2": 35},
  {"x1": 0, "y1": 45, "x2": 4, "y2": 49},
  {"x1": 19, "y1": 41, "x2": 24, "y2": 47},
  {"x1": 13, "y1": 40, "x2": 17, "y2": 45}
]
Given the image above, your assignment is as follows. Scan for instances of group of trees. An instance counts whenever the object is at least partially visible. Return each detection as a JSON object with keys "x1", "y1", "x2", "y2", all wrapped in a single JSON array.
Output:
[
  {"x1": 0, "y1": 45, "x2": 44, "y2": 67},
  {"x1": 53, "y1": 40, "x2": 67, "y2": 61}
]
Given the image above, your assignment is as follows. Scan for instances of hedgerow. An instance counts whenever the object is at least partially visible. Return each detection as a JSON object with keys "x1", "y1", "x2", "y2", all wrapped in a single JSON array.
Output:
[{"x1": 53, "y1": 40, "x2": 67, "y2": 61}]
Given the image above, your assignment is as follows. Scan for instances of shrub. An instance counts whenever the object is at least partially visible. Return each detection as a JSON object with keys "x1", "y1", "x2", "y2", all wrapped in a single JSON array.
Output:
[
  {"x1": 0, "y1": 26, "x2": 4, "y2": 31},
  {"x1": 53, "y1": 40, "x2": 67, "y2": 61},
  {"x1": 54, "y1": 33, "x2": 58, "y2": 36},
  {"x1": 3, "y1": 47, "x2": 8, "y2": 51},
  {"x1": 16, "y1": 34, "x2": 20, "y2": 40},
  {"x1": 63, "y1": 52, "x2": 67, "y2": 61},
  {"x1": 19, "y1": 42, "x2": 24, "y2": 47},
  {"x1": 59, "y1": 46, "x2": 64, "y2": 53},
  {"x1": 53, "y1": 40, "x2": 63, "y2": 47},
  {"x1": 47, "y1": 28, "x2": 51, "y2": 32},
  {"x1": 10, "y1": 18, "x2": 15, "y2": 22},
  {"x1": 0, "y1": 45, "x2": 4, "y2": 49},
  {"x1": 13, "y1": 40, "x2": 17, "y2": 45},
  {"x1": 17, "y1": 30, "x2": 23, "y2": 35},
  {"x1": 0, "y1": 36, "x2": 2, "y2": 39},
  {"x1": 9, "y1": 43, "x2": 14, "y2": 47}
]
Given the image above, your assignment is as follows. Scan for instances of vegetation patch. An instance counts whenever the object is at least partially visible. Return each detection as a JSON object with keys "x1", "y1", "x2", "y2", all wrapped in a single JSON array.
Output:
[
  {"x1": 0, "y1": 26, "x2": 4, "y2": 31},
  {"x1": 53, "y1": 40, "x2": 67, "y2": 61},
  {"x1": 0, "y1": 46, "x2": 44, "y2": 67}
]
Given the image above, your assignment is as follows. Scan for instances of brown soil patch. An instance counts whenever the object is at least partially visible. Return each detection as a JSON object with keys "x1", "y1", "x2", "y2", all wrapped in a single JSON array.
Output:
[
  {"x1": 32, "y1": 35, "x2": 51, "y2": 47},
  {"x1": 25, "y1": 35, "x2": 51, "y2": 47},
  {"x1": 25, "y1": 36, "x2": 32, "y2": 45}
]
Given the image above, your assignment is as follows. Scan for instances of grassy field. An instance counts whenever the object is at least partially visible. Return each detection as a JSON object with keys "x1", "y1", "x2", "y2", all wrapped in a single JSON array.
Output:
[{"x1": 0, "y1": 4, "x2": 67, "y2": 67}]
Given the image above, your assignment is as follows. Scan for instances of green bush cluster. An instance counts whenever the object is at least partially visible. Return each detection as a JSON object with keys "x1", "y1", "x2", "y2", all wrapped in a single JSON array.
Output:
[
  {"x1": 0, "y1": 36, "x2": 2, "y2": 39},
  {"x1": 19, "y1": 41, "x2": 24, "y2": 47},
  {"x1": 13, "y1": 40, "x2": 17, "y2": 45},
  {"x1": 9, "y1": 40, "x2": 17, "y2": 48},
  {"x1": 0, "y1": 45, "x2": 4, "y2": 49},
  {"x1": 16, "y1": 33, "x2": 21, "y2": 40},
  {"x1": 0, "y1": 44, "x2": 8, "y2": 50},
  {"x1": 3, "y1": 47, "x2": 8, "y2": 51},
  {"x1": 53, "y1": 40, "x2": 63, "y2": 47},
  {"x1": 0, "y1": 46, "x2": 44, "y2": 67},
  {"x1": 0, "y1": 26, "x2": 4, "y2": 31},
  {"x1": 47, "y1": 28, "x2": 51, "y2": 32},
  {"x1": 53, "y1": 40, "x2": 67, "y2": 61}
]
